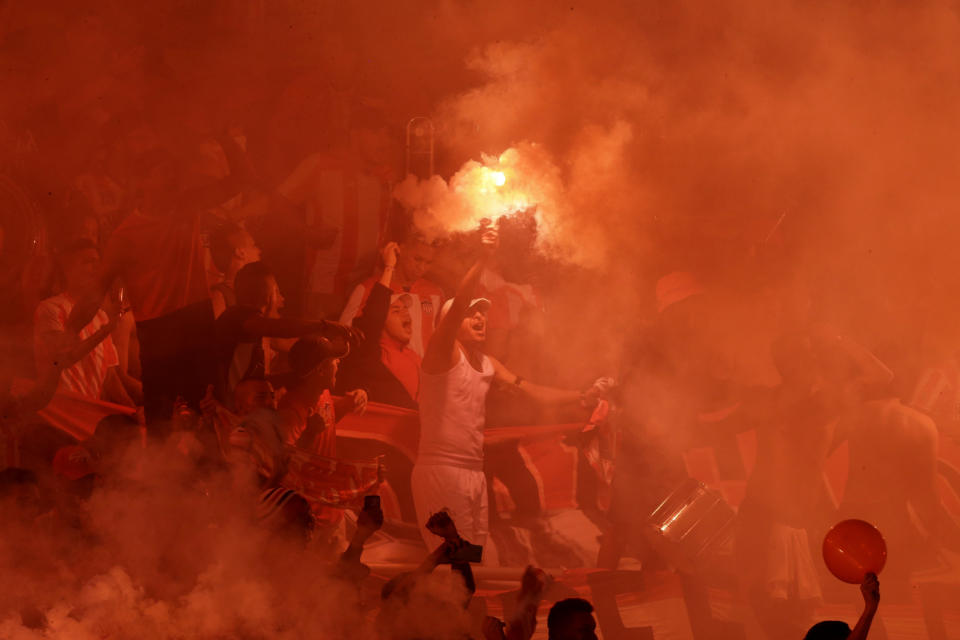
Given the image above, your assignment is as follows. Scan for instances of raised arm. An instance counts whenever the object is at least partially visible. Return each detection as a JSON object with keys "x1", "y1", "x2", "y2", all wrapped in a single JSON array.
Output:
[
  {"x1": 505, "y1": 566, "x2": 550, "y2": 640},
  {"x1": 177, "y1": 132, "x2": 255, "y2": 214},
  {"x1": 226, "y1": 152, "x2": 323, "y2": 222},
  {"x1": 422, "y1": 226, "x2": 498, "y2": 374},
  {"x1": 67, "y1": 247, "x2": 124, "y2": 334},
  {"x1": 240, "y1": 315, "x2": 361, "y2": 344},
  {"x1": 848, "y1": 573, "x2": 880, "y2": 640}
]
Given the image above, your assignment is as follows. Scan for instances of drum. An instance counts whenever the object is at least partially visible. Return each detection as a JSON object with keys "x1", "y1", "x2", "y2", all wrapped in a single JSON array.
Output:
[{"x1": 646, "y1": 477, "x2": 736, "y2": 571}]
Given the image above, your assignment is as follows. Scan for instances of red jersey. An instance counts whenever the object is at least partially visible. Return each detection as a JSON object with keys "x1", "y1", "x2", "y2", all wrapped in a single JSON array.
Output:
[{"x1": 105, "y1": 211, "x2": 210, "y2": 322}]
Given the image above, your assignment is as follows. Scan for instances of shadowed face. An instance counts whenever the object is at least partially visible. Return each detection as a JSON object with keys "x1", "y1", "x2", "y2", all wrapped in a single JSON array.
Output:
[
  {"x1": 232, "y1": 229, "x2": 261, "y2": 269},
  {"x1": 399, "y1": 241, "x2": 434, "y2": 282},
  {"x1": 384, "y1": 296, "x2": 413, "y2": 344},
  {"x1": 62, "y1": 247, "x2": 100, "y2": 295},
  {"x1": 234, "y1": 379, "x2": 277, "y2": 415}
]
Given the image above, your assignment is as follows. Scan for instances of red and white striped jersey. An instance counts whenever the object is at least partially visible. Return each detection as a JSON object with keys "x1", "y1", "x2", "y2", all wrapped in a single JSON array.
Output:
[
  {"x1": 34, "y1": 293, "x2": 118, "y2": 400},
  {"x1": 303, "y1": 159, "x2": 392, "y2": 300}
]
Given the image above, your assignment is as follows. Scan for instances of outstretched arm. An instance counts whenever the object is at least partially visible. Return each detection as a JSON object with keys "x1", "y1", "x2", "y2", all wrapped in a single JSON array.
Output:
[
  {"x1": 240, "y1": 315, "x2": 362, "y2": 343},
  {"x1": 422, "y1": 226, "x2": 498, "y2": 374},
  {"x1": 489, "y1": 356, "x2": 613, "y2": 408},
  {"x1": 226, "y1": 152, "x2": 325, "y2": 222},
  {"x1": 848, "y1": 573, "x2": 880, "y2": 640}
]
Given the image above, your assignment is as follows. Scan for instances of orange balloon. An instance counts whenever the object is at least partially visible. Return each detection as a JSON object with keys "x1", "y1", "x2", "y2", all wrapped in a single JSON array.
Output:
[{"x1": 822, "y1": 519, "x2": 887, "y2": 584}]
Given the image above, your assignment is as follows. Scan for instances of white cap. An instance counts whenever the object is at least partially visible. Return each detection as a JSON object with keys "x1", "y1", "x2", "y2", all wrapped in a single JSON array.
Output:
[{"x1": 437, "y1": 297, "x2": 492, "y2": 326}]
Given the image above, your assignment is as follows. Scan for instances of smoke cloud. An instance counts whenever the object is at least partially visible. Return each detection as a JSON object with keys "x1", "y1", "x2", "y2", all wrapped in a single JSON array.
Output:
[{"x1": 5, "y1": 0, "x2": 960, "y2": 636}]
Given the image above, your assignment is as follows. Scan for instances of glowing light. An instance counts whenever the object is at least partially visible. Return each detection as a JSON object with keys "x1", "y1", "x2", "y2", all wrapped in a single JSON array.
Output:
[{"x1": 492, "y1": 171, "x2": 506, "y2": 186}]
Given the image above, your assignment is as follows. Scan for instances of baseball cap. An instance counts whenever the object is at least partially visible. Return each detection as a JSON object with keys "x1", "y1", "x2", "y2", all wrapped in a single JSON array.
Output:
[
  {"x1": 289, "y1": 336, "x2": 350, "y2": 379},
  {"x1": 436, "y1": 297, "x2": 492, "y2": 326}
]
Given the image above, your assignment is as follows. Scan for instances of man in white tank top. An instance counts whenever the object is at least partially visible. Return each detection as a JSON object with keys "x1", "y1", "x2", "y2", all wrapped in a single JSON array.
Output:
[{"x1": 412, "y1": 224, "x2": 613, "y2": 558}]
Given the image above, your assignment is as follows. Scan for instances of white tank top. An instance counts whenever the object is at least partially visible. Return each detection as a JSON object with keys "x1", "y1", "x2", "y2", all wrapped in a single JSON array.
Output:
[{"x1": 417, "y1": 349, "x2": 494, "y2": 470}]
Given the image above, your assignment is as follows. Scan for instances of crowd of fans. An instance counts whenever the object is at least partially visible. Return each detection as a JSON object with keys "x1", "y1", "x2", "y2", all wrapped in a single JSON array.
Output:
[
  {"x1": 2, "y1": 46, "x2": 946, "y2": 640},
  {"x1": 0, "y1": 94, "x2": 615, "y2": 638}
]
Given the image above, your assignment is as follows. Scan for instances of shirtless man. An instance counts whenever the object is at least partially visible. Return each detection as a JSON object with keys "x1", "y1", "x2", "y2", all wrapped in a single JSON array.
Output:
[
  {"x1": 738, "y1": 329, "x2": 893, "y2": 638},
  {"x1": 412, "y1": 224, "x2": 611, "y2": 553}
]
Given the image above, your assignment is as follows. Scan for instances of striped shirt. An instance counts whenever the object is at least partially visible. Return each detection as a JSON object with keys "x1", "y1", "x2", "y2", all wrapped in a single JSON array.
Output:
[{"x1": 34, "y1": 293, "x2": 118, "y2": 400}]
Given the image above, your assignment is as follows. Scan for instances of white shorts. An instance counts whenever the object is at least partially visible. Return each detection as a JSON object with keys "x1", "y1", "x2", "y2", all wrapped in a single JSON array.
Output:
[{"x1": 411, "y1": 464, "x2": 488, "y2": 549}]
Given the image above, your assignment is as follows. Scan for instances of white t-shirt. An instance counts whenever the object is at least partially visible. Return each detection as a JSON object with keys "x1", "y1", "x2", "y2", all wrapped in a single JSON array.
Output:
[
  {"x1": 34, "y1": 293, "x2": 119, "y2": 400},
  {"x1": 417, "y1": 349, "x2": 494, "y2": 471}
]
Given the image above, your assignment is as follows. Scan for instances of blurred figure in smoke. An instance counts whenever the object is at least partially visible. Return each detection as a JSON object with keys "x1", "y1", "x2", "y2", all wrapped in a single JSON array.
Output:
[
  {"x1": 207, "y1": 221, "x2": 261, "y2": 319},
  {"x1": 227, "y1": 380, "x2": 315, "y2": 545},
  {"x1": 378, "y1": 510, "x2": 479, "y2": 640},
  {"x1": 735, "y1": 332, "x2": 838, "y2": 638},
  {"x1": 339, "y1": 227, "x2": 443, "y2": 359},
  {"x1": 414, "y1": 224, "x2": 611, "y2": 556},
  {"x1": 600, "y1": 272, "x2": 740, "y2": 570},
  {"x1": 0, "y1": 467, "x2": 43, "y2": 522},
  {"x1": 69, "y1": 133, "x2": 255, "y2": 436},
  {"x1": 33, "y1": 239, "x2": 140, "y2": 409},
  {"x1": 276, "y1": 336, "x2": 368, "y2": 545},
  {"x1": 213, "y1": 261, "x2": 357, "y2": 407},
  {"x1": 839, "y1": 369, "x2": 960, "y2": 576},
  {"x1": 736, "y1": 327, "x2": 901, "y2": 637},
  {"x1": 804, "y1": 573, "x2": 880, "y2": 640},
  {"x1": 71, "y1": 131, "x2": 324, "y2": 436}
]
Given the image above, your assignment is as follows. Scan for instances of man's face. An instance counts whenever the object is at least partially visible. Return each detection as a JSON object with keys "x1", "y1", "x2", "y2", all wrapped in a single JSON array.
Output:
[
  {"x1": 64, "y1": 248, "x2": 100, "y2": 294},
  {"x1": 320, "y1": 357, "x2": 340, "y2": 389},
  {"x1": 353, "y1": 125, "x2": 391, "y2": 166},
  {"x1": 399, "y1": 241, "x2": 434, "y2": 282},
  {"x1": 79, "y1": 216, "x2": 99, "y2": 244},
  {"x1": 552, "y1": 612, "x2": 598, "y2": 640},
  {"x1": 384, "y1": 296, "x2": 413, "y2": 344},
  {"x1": 233, "y1": 230, "x2": 261, "y2": 268},
  {"x1": 237, "y1": 380, "x2": 277, "y2": 414},
  {"x1": 457, "y1": 308, "x2": 487, "y2": 346},
  {"x1": 265, "y1": 275, "x2": 285, "y2": 316}
]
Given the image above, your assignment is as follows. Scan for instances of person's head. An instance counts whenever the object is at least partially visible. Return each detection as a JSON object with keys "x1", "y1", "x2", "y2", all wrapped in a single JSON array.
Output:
[
  {"x1": 349, "y1": 102, "x2": 391, "y2": 166},
  {"x1": 74, "y1": 213, "x2": 99, "y2": 245},
  {"x1": 547, "y1": 598, "x2": 597, "y2": 640},
  {"x1": 56, "y1": 238, "x2": 100, "y2": 296},
  {"x1": 210, "y1": 222, "x2": 261, "y2": 278},
  {"x1": 398, "y1": 233, "x2": 435, "y2": 283},
  {"x1": 804, "y1": 620, "x2": 851, "y2": 640},
  {"x1": 235, "y1": 261, "x2": 280, "y2": 313},
  {"x1": 442, "y1": 298, "x2": 491, "y2": 349},
  {"x1": 131, "y1": 146, "x2": 181, "y2": 212},
  {"x1": 234, "y1": 378, "x2": 277, "y2": 415},
  {"x1": 86, "y1": 414, "x2": 142, "y2": 472},
  {"x1": 0, "y1": 467, "x2": 44, "y2": 522},
  {"x1": 383, "y1": 294, "x2": 414, "y2": 344},
  {"x1": 289, "y1": 336, "x2": 349, "y2": 393}
]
